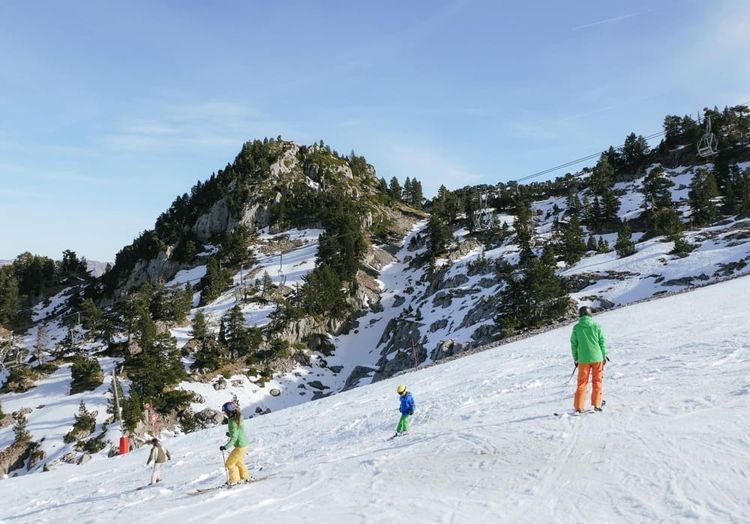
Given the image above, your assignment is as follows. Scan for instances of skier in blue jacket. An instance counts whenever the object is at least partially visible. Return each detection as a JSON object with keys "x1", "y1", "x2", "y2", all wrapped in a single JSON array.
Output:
[{"x1": 393, "y1": 385, "x2": 415, "y2": 438}]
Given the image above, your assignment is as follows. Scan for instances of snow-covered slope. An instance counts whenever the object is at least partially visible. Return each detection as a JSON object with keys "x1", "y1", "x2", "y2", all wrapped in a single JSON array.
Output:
[{"x1": 2, "y1": 275, "x2": 748, "y2": 523}]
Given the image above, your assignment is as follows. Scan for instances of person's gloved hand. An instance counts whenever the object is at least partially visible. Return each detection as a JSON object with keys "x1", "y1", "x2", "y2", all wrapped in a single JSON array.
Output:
[{"x1": 219, "y1": 446, "x2": 226, "y2": 451}]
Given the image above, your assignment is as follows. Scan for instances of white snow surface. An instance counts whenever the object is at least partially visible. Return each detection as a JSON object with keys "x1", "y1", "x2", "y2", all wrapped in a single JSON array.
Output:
[{"x1": 1, "y1": 276, "x2": 749, "y2": 523}]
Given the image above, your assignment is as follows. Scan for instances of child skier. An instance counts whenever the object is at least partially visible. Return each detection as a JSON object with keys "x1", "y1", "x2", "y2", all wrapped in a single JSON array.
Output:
[
  {"x1": 393, "y1": 385, "x2": 415, "y2": 438},
  {"x1": 146, "y1": 438, "x2": 171, "y2": 485},
  {"x1": 219, "y1": 401, "x2": 251, "y2": 485},
  {"x1": 570, "y1": 305, "x2": 608, "y2": 413}
]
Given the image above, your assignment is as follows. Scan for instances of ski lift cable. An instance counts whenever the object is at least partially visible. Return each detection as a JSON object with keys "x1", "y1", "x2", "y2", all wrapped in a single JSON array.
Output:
[{"x1": 511, "y1": 101, "x2": 750, "y2": 185}]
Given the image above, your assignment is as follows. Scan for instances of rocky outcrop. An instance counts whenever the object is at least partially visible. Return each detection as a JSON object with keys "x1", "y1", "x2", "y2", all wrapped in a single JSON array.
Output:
[
  {"x1": 195, "y1": 408, "x2": 224, "y2": 428},
  {"x1": 0, "y1": 441, "x2": 33, "y2": 475},
  {"x1": 429, "y1": 319, "x2": 448, "y2": 333},
  {"x1": 430, "y1": 339, "x2": 471, "y2": 362},
  {"x1": 343, "y1": 365, "x2": 379, "y2": 390},
  {"x1": 425, "y1": 271, "x2": 470, "y2": 296},
  {"x1": 371, "y1": 318, "x2": 426, "y2": 381},
  {"x1": 459, "y1": 295, "x2": 500, "y2": 329},
  {"x1": 193, "y1": 198, "x2": 234, "y2": 242},
  {"x1": 123, "y1": 251, "x2": 182, "y2": 291}
]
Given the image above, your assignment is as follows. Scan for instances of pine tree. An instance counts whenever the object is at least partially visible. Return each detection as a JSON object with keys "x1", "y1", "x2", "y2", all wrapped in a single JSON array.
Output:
[
  {"x1": 427, "y1": 214, "x2": 453, "y2": 258},
  {"x1": 642, "y1": 167, "x2": 675, "y2": 211},
  {"x1": 13, "y1": 414, "x2": 31, "y2": 443},
  {"x1": 464, "y1": 192, "x2": 478, "y2": 233},
  {"x1": 80, "y1": 298, "x2": 103, "y2": 337},
  {"x1": 498, "y1": 259, "x2": 569, "y2": 332},
  {"x1": 0, "y1": 273, "x2": 19, "y2": 328},
  {"x1": 590, "y1": 156, "x2": 615, "y2": 196},
  {"x1": 70, "y1": 355, "x2": 103, "y2": 394},
  {"x1": 317, "y1": 203, "x2": 366, "y2": 281},
  {"x1": 200, "y1": 258, "x2": 229, "y2": 305},
  {"x1": 601, "y1": 189, "x2": 621, "y2": 227},
  {"x1": 513, "y1": 201, "x2": 534, "y2": 264},
  {"x1": 561, "y1": 215, "x2": 587, "y2": 265},
  {"x1": 565, "y1": 189, "x2": 582, "y2": 218},
  {"x1": 389, "y1": 177, "x2": 402, "y2": 200},
  {"x1": 410, "y1": 179, "x2": 424, "y2": 208},
  {"x1": 124, "y1": 306, "x2": 186, "y2": 413},
  {"x1": 403, "y1": 177, "x2": 413, "y2": 203},
  {"x1": 670, "y1": 233, "x2": 694, "y2": 257},
  {"x1": 615, "y1": 220, "x2": 636, "y2": 257},
  {"x1": 540, "y1": 243, "x2": 557, "y2": 268},
  {"x1": 586, "y1": 197, "x2": 603, "y2": 233},
  {"x1": 650, "y1": 208, "x2": 683, "y2": 237},
  {"x1": 191, "y1": 311, "x2": 208, "y2": 344},
  {"x1": 688, "y1": 168, "x2": 719, "y2": 226},
  {"x1": 301, "y1": 264, "x2": 348, "y2": 318},
  {"x1": 597, "y1": 237, "x2": 610, "y2": 253},
  {"x1": 224, "y1": 304, "x2": 249, "y2": 359},
  {"x1": 621, "y1": 133, "x2": 650, "y2": 174},
  {"x1": 122, "y1": 390, "x2": 143, "y2": 433},
  {"x1": 220, "y1": 225, "x2": 254, "y2": 266}
]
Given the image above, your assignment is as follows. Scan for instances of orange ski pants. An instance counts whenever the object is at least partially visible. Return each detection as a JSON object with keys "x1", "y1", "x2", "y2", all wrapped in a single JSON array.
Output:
[{"x1": 574, "y1": 362, "x2": 603, "y2": 411}]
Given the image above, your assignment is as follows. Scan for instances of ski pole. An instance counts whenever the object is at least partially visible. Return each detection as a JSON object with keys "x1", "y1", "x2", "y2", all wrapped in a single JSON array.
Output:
[
  {"x1": 221, "y1": 449, "x2": 229, "y2": 483},
  {"x1": 566, "y1": 363, "x2": 578, "y2": 384}
]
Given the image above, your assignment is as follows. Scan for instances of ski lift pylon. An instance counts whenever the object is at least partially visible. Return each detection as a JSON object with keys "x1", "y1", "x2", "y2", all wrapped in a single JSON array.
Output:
[{"x1": 697, "y1": 115, "x2": 719, "y2": 158}]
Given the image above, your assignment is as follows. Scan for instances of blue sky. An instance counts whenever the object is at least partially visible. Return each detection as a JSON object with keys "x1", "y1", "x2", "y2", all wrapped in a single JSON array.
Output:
[{"x1": 1, "y1": 0, "x2": 748, "y2": 261}]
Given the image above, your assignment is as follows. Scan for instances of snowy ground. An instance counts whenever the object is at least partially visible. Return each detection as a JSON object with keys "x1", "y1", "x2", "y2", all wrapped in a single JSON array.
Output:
[{"x1": 1, "y1": 275, "x2": 748, "y2": 523}]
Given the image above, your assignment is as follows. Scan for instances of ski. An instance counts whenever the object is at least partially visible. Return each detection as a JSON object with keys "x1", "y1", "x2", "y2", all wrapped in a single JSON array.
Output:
[
  {"x1": 554, "y1": 400, "x2": 606, "y2": 417},
  {"x1": 387, "y1": 432, "x2": 409, "y2": 441},
  {"x1": 188, "y1": 478, "x2": 265, "y2": 496}
]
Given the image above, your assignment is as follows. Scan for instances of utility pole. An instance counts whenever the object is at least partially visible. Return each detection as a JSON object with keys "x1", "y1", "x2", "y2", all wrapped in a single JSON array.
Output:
[{"x1": 112, "y1": 369, "x2": 121, "y2": 423}]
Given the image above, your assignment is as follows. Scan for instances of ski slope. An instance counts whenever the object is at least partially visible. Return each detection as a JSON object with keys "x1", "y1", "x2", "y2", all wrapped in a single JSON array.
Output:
[{"x1": 1, "y1": 276, "x2": 749, "y2": 523}]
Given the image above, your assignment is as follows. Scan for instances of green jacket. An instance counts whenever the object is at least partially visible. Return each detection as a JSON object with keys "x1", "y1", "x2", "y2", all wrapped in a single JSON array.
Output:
[
  {"x1": 224, "y1": 418, "x2": 250, "y2": 450},
  {"x1": 570, "y1": 316, "x2": 607, "y2": 363}
]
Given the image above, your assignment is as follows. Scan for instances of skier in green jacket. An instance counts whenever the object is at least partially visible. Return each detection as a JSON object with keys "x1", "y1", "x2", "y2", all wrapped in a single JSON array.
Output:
[
  {"x1": 219, "y1": 401, "x2": 251, "y2": 485},
  {"x1": 570, "y1": 306, "x2": 608, "y2": 413}
]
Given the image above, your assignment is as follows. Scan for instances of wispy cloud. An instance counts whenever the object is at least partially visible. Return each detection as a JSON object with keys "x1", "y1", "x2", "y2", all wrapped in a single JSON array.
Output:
[
  {"x1": 98, "y1": 101, "x2": 271, "y2": 152},
  {"x1": 571, "y1": 10, "x2": 654, "y2": 32}
]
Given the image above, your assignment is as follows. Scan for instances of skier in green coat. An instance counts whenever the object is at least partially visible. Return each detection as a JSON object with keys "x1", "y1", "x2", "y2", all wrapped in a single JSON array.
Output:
[
  {"x1": 219, "y1": 401, "x2": 251, "y2": 485},
  {"x1": 570, "y1": 306, "x2": 608, "y2": 412}
]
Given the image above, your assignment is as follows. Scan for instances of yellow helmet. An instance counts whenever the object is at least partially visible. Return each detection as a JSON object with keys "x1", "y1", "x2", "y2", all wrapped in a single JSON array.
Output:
[{"x1": 396, "y1": 385, "x2": 407, "y2": 395}]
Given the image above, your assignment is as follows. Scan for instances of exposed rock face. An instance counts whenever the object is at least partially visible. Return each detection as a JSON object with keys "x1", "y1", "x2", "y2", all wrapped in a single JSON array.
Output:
[
  {"x1": 193, "y1": 199, "x2": 233, "y2": 243},
  {"x1": 425, "y1": 272, "x2": 470, "y2": 296},
  {"x1": 430, "y1": 339, "x2": 471, "y2": 362},
  {"x1": 0, "y1": 441, "x2": 33, "y2": 475},
  {"x1": 123, "y1": 251, "x2": 181, "y2": 291},
  {"x1": 459, "y1": 295, "x2": 500, "y2": 329},
  {"x1": 212, "y1": 378, "x2": 227, "y2": 391},
  {"x1": 343, "y1": 365, "x2": 379, "y2": 391},
  {"x1": 429, "y1": 319, "x2": 448, "y2": 333},
  {"x1": 0, "y1": 414, "x2": 13, "y2": 430},
  {"x1": 195, "y1": 408, "x2": 224, "y2": 428},
  {"x1": 372, "y1": 318, "x2": 425, "y2": 381}
]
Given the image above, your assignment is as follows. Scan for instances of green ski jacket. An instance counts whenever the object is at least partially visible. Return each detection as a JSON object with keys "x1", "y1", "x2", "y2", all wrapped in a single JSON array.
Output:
[
  {"x1": 224, "y1": 418, "x2": 250, "y2": 449},
  {"x1": 570, "y1": 315, "x2": 607, "y2": 363}
]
